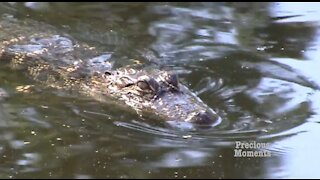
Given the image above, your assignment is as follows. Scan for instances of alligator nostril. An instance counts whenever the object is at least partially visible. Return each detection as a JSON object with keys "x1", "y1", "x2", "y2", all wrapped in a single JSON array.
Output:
[
  {"x1": 190, "y1": 111, "x2": 220, "y2": 127},
  {"x1": 104, "y1": 71, "x2": 112, "y2": 76}
]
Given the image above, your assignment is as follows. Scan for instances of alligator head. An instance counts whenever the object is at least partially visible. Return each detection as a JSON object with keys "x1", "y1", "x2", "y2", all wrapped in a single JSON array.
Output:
[{"x1": 101, "y1": 67, "x2": 222, "y2": 128}]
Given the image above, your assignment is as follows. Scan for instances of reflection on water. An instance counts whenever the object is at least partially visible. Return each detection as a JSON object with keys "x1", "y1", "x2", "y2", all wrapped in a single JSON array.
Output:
[{"x1": 0, "y1": 2, "x2": 320, "y2": 178}]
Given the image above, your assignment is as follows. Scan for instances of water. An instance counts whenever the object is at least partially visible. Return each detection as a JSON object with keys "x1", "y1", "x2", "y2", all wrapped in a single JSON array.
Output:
[{"x1": 0, "y1": 2, "x2": 320, "y2": 178}]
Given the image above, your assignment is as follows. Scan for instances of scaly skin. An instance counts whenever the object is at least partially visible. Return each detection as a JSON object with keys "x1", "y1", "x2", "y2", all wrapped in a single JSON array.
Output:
[{"x1": 0, "y1": 14, "x2": 221, "y2": 128}]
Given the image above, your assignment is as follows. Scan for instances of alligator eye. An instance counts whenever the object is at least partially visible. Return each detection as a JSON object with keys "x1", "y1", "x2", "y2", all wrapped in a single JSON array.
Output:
[
  {"x1": 117, "y1": 77, "x2": 134, "y2": 88},
  {"x1": 137, "y1": 81, "x2": 149, "y2": 90},
  {"x1": 137, "y1": 77, "x2": 159, "y2": 93}
]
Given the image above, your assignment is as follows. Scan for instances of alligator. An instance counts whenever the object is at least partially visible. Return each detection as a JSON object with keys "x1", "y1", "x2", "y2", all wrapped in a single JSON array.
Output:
[{"x1": 0, "y1": 14, "x2": 221, "y2": 128}]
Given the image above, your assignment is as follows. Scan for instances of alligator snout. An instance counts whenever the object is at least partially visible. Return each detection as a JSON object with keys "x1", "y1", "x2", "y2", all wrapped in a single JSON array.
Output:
[{"x1": 189, "y1": 110, "x2": 221, "y2": 127}]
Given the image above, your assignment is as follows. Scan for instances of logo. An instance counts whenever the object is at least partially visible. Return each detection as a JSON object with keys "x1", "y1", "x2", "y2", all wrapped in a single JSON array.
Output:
[{"x1": 234, "y1": 141, "x2": 271, "y2": 157}]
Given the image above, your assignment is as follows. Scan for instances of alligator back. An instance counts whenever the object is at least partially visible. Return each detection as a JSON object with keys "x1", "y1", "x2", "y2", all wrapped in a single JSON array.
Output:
[{"x1": 0, "y1": 14, "x2": 111, "y2": 88}]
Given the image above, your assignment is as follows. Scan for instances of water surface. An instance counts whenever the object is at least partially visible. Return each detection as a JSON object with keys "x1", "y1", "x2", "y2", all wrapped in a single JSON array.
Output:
[{"x1": 0, "y1": 2, "x2": 320, "y2": 178}]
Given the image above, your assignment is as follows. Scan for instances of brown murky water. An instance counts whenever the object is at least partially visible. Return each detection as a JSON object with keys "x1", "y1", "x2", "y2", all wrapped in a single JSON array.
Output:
[{"x1": 0, "y1": 2, "x2": 320, "y2": 178}]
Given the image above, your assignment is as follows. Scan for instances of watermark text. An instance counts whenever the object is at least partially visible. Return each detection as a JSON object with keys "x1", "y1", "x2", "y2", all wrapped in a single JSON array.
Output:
[{"x1": 234, "y1": 141, "x2": 271, "y2": 157}]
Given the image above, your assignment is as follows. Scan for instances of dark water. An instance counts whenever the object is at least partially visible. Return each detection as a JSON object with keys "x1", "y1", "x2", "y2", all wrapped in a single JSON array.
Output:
[{"x1": 0, "y1": 2, "x2": 320, "y2": 178}]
